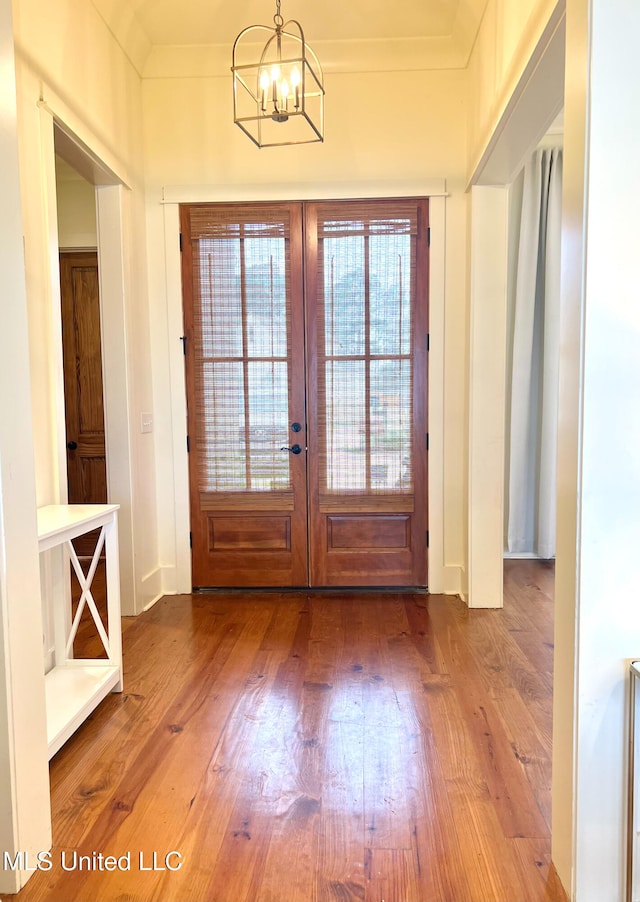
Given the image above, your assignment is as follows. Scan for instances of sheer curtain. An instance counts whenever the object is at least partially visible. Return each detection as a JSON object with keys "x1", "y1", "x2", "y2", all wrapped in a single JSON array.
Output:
[{"x1": 506, "y1": 146, "x2": 563, "y2": 558}]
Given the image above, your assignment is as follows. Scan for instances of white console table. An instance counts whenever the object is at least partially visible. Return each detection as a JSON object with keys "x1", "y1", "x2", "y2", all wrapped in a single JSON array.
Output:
[{"x1": 37, "y1": 504, "x2": 123, "y2": 759}]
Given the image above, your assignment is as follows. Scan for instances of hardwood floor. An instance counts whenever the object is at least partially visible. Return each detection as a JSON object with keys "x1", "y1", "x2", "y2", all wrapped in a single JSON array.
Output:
[{"x1": 13, "y1": 560, "x2": 566, "y2": 902}]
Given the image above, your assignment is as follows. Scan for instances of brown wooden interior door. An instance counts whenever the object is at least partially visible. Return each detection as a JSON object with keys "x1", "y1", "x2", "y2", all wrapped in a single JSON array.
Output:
[
  {"x1": 181, "y1": 203, "x2": 308, "y2": 588},
  {"x1": 305, "y1": 199, "x2": 429, "y2": 587},
  {"x1": 60, "y1": 251, "x2": 107, "y2": 557}
]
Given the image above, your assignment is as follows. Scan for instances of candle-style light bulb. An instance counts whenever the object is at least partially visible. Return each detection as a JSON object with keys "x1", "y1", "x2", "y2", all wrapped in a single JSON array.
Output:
[
  {"x1": 259, "y1": 70, "x2": 269, "y2": 112},
  {"x1": 291, "y1": 67, "x2": 301, "y2": 110},
  {"x1": 281, "y1": 79, "x2": 289, "y2": 112},
  {"x1": 270, "y1": 65, "x2": 280, "y2": 106}
]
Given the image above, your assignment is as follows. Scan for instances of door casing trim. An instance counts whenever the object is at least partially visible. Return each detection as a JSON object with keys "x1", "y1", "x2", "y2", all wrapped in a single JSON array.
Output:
[{"x1": 161, "y1": 191, "x2": 449, "y2": 595}]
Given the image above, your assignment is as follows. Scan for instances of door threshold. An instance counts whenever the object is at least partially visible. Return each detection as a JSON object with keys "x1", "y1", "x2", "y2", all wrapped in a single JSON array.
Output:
[{"x1": 193, "y1": 585, "x2": 429, "y2": 594}]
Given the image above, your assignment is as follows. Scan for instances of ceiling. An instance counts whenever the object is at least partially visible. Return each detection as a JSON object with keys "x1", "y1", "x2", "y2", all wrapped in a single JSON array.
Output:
[{"x1": 90, "y1": 0, "x2": 489, "y2": 75}]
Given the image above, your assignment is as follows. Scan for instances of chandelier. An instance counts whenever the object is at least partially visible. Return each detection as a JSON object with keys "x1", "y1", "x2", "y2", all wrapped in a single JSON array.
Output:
[{"x1": 231, "y1": 0, "x2": 325, "y2": 148}]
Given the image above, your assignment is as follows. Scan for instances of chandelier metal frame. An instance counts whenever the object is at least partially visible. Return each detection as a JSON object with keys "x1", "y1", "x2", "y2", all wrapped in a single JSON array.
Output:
[{"x1": 232, "y1": 0, "x2": 325, "y2": 148}]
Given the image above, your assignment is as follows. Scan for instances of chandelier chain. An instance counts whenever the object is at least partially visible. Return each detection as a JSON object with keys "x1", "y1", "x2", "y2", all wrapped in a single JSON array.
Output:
[{"x1": 273, "y1": 0, "x2": 283, "y2": 29}]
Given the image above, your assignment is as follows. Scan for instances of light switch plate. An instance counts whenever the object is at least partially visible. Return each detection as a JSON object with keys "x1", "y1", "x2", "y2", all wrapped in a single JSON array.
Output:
[{"x1": 141, "y1": 412, "x2": 153, "y2": 434}]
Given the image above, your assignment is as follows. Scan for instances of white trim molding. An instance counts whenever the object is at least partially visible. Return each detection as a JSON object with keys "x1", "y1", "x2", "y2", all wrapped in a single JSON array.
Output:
[
  {"x1": 162, "y1": 180, "x2": 447, "y2": 206},
  {"x1": 467, "y1": 185, "x2": 509, "y2": 609}
]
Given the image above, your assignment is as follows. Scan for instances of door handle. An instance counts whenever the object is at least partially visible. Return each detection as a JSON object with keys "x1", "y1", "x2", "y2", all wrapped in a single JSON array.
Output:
[
  {"x1": 280, "y1": 444, "x2": 302, "y2": 455},
  {"x1": 67, "y1": 441, "x2": 78, "y2": 451}
]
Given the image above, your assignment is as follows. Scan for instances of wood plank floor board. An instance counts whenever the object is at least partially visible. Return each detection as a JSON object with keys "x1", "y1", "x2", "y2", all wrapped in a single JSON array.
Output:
[
  {"x1": 506, "y1": 626, "x2": 555, "y2": 680},
  {"x1": 13, "y1": 563, "x2": 568, "y2": 902},
  {"x1": 490, "y1": 687, "x2": 553, "y2": 830},
  {"x1": 426, "y1": 598, "x2": 551, "y2": 842},
  {"x1": 503, "y1": 560, "x2": 555, "y2": 637},
  {"x1": 420, "y1": 680, "x2": 489, "y2": 798},
  {"x1": 365, "y1": 848, "x2": 420, "y2": 902},
  {"x1": 512, "y1": 838, "x2": 571, "y2": 902},
  {"x1": 397, "y1": 686, "x2": 476, "y2": 901},
  {"x1": 312, "y1": 597, "x2": 367, "y2": 902},
  {"x1": 400, "y1": 596, "x2": 448, "y2": 677},
  {"x1": 357, "y1": 597, "x2": 416, "y2": 854},
  {"x1": 447, "y1": 795, "x2": 538, "y2": 902}
]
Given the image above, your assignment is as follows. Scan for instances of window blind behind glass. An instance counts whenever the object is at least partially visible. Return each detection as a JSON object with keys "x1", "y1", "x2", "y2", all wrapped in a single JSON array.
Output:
[
  {"x1": 315, "y1": 201, "x2": 417, "y2": 496},
  {"x1": 187, "y1": 206, "x2": 293, "y2": 494}
]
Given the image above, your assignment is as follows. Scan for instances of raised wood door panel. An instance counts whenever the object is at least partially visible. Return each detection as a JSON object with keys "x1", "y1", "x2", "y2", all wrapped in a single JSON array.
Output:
[
  {"x1": 60, "y1": 251, "x2": 107, "y2": 557},
  {"x1": 305, "y1": 199, "x2": 429, "y2": 587},
  {"x1": 181, "y1": 203, "x2": 308, "y2": 588}
]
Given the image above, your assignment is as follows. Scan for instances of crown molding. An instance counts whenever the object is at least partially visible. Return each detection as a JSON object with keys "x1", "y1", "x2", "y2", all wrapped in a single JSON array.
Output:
[{"x1": 143, "y1": 35, "x2": 469, "y2": 79}]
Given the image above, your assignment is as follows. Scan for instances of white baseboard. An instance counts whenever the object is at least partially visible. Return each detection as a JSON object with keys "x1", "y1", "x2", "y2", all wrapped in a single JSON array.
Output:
[
  {"x1": 140, "y1": 567, "x2": 163, "y2": 613},
  {"x1": 429, "y1": 564, "x2": 463, "y2": 597},
  {"x1": 43, "y1": 645, "x2": 55, "y2": 674},
  {"x1": 156, "y1": 563, "x2": 192, "y2": 597}
]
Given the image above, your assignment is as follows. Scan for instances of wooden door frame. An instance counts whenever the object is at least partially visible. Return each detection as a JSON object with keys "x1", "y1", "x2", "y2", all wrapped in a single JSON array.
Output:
[{"x1": 160, "y1": 185, "x2": 450, "y2": 595}]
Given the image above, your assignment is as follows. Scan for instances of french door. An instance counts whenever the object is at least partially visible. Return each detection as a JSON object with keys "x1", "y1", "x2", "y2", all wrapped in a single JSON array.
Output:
[{"x1": 180, "y1": 198, "x2": 428, "y2": 588}]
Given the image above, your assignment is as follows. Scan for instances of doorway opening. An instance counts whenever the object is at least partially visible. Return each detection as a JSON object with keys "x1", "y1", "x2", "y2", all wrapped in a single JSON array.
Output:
[
  {"x1": 47, "y1": 117, "x2": 137, "y2": 613},
  {"x1": 54, "y1": 157, "x2": 108, "y2": 657},
  {"x1": 502, "y1": 119, "x2": 563, "y2": 596},
  {"x1": 55, "y1": 153, "x2": 107, "y2": 554}
]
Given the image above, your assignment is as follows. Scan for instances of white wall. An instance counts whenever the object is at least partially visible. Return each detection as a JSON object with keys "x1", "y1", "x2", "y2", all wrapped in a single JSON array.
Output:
[{"x1": 55, "y1": 158, "x2": 97, "y2": 248}]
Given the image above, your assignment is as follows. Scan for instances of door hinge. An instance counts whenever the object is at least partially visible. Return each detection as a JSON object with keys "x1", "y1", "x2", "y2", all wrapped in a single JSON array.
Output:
[
  {"x1": 186, "y1": 435, "x2": 190, "y2": 453},
  {"x1": 179, "y1": 232, "x2": 183, "y2": 252},
  {"x1": 427, "y1": 227, "x2": 431, "y2": 247},
  {"x1": 426, "y1": 530, "x2": 429, "y2": 548},
  {"x1": 426, "y1": 333, "x2": 430, "y2": 352},
  {"x1": 180, "y1": 335, "x2": 187, "y2": 355},
  {"x1": 189, "y1": 531, "x2": 193, "y2": 549},
  {"x1": 426, "y1": 433, "x2": 429, "y2": 451}
]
